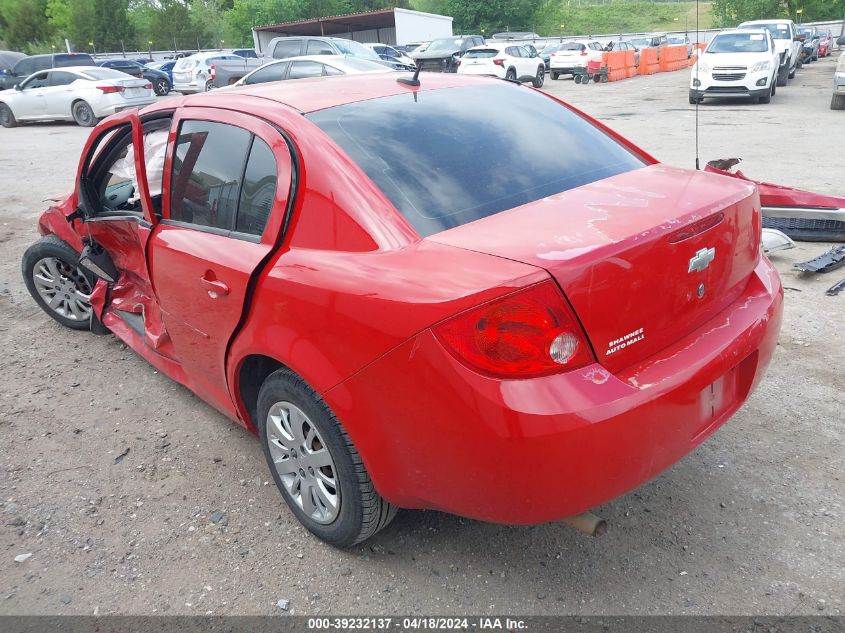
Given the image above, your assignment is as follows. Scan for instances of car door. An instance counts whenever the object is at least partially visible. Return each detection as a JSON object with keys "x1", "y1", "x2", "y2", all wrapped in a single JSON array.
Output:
[
  {"x1": 43, "y1": 70, "x2": 78, "y2": 117},
  {"x1": 149, "y1": 109, "x2": 294, "y2": 416},
  {"x1": 16, "y1": 71, "x2": 51, "y2": 118}
]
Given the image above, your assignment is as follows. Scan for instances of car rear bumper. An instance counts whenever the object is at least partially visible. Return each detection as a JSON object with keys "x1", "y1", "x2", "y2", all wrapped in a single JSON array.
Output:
[
  {"x1": 173, "y1": 81, "x2": 201, "y2": 93},
  {"x1": 326, "y1": 257, "x2": 783, "y2": 524},
  {"x1": 94, "y1": 97, "x2": 156, "y2": 117},
  {"x1": 550, "y1": 61, "x2": 584, "y2": 72}
]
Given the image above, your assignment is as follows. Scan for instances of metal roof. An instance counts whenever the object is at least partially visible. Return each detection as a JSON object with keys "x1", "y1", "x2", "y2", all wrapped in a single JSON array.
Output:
[{"x1": 253, "y1": 9, "x2": 397, "y2": 36}]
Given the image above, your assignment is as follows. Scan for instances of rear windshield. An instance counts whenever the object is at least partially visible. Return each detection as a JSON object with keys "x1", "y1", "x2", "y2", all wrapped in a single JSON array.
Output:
[
  {"x1": 308, "y1": 84, "x2": 645, "y2": 237},
  {"x1": 54, "y1": 54, "x2": 94, "y2": 67},
  {"x1": 79, "y1": 68, "x2": 130, "y2": 80},
  {"x1": 708, "y1": 33, "x2": 769, "y2": 53},
  {"x1": 464, "y1": 49, "x2": 499, "y2": 58},
  {"x1": 561, "y1": 43, "x2": 586, "y2": 51}
]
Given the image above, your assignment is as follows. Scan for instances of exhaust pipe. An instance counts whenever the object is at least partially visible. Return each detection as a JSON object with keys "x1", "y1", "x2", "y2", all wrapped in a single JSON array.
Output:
[{"x1": 563, "y1": 512, "x2": 607, "y2": 537}]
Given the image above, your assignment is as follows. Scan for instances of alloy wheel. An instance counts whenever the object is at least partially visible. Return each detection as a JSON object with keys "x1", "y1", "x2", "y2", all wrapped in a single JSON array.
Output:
[
  {"x1": 265, "y1": 401, "x2": 340, "y2": 524},
  {"x1": 32, "y1": 256, "x2": 92, "y2": 322}
]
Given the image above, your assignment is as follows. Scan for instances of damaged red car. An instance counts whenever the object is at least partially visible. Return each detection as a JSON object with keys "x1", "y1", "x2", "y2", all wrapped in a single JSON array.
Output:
[{"x1": 22, "y1": 74, "x2": 783, "y2": 547}]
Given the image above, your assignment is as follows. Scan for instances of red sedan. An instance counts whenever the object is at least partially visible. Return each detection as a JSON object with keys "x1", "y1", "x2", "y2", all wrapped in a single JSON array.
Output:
[{"x1": 22, "y1": 73, "x2": 783, "y2": 547}]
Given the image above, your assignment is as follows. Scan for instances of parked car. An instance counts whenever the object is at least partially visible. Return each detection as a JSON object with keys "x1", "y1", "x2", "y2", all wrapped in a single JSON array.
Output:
[
  {"x1": 205, "y1": 55, "x2": 266, "y2": 89},
  {"x1": 0, "y1": 51, "x2": 26, "y2": 89},
  {"x1": 412, "y1": 35, "x2": 485, "y2": 72},
  {"x1": 549, "y1": 40, "x2": 605, "y2": 79},
  {"x1": 817, "y1": 31, "x2": 832, "y2": 57},
  {"x1": 232, "y1": 48, "x2": 258, "y2": 59},
  {"x1": 797, "y1": 26, "x2": 820, "y2": 62},
  {"x1": 737, "y1": 19, "x2": 802, "y2": 86},
  {"x1": 172, "y1": 52, "x2": 248, "y2": 94},
  {"x1": 491, "y1": 31, "x2": 541, "y2": 41},
  {"x1": 233, "y1": 56, "x2": 390, "y2": 87},
  {"x1": 362, "y1": 43, "x2": 415, "y2": 68},
  {"x1": 0, "y1": 66, "x2": 154, "y2": 128},
  {"x1": 456, "y1": 43, "x2": 545, "y2": 87},
  {"x1": 667, "y1": 33, "x2": 693, "y2": 58},
  {"x1": 689, "y1": 29, "x2": 779, "y2": 104},
  {"x1": 97, "y1": 59, "x2": 171, "y2": 96},
  {"x1": 20, "y1": 72, "x2": 783, "y2": 547},
  {"x1": 538, "y1": 43, "x2": 563, "y2": 70},
  {"x1": 614, "y1": 40, "x2": 641, "y2": 65},
  {"x1": 401, "y1": 42, "x2": 429, "y2": 55},
  {"x1": 267, "y1": 36, "x2": 412, "y2": 71},
  {"x1": 628, "y1": 33, "x2": 669, "y2": 58},
  {"x1": 0, "y1": 52, "x2": 95, "y2": 90},
  {"x1": 832, "y1": 49, "x2": 845, "y2": 110},
  {"x1": 146, "y1": 60, "x2": 176, "y2": 85}
]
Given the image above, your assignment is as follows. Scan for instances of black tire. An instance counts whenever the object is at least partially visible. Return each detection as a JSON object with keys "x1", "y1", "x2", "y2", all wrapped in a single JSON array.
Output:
[
  {"x1": 777, "y1": 64, "x2": 789, "y2": 86},
  {"x1": 505, "y1": 68, "x2": 516, "y2": 81},
  {"x1": 153, "y1": 77, "x2": 170, "y2": 96},
  {"x1": 22, "y1": 236, "x2": 95, "y2": 331},
  {"x1": 771, "y1": 76, "x2": 777, "y2": 96},
  {"x1": 574, "y1": 74, "x2": 582, "y2": 84},
  {"x1": 0, "y1": 102, "x2": 17, "y2": 128},
  {"x1": 258, "y1": 368, "x2": 397, "y2": 547},
  {"x1": 551, "y1": 71, "x2": 559, "y2": 80},
  {"x1": 532, "y1": 66, "x2": 544, "y2": 88},
  {"x1": 758, "y1": 91, "x2": 771, "y2": 104},
  {"x1": 71, "y1": 100, "x2": 97, "y2": 127},
  {"x1": 832, "y1": 94, "x2": 845, "y2": 110},
  {"x1": 204, "y1": 79, "x2": 216, "y2": 92}
]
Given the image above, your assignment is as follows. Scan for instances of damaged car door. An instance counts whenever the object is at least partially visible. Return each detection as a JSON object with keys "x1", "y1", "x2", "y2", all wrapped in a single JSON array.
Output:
[{"x1": 147, "y1": 108, "x2": 294, "y2": 417}]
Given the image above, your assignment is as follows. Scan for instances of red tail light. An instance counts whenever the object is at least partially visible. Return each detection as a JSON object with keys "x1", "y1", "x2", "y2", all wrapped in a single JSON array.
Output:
[
  {"x1": 493, "y1": 58, "x2": 504, "y2": 66},
  {"x1": 143, "y1": 82, "x2": 152, "y2": 90},
  {"x1": 97, "y1": 85, "x2": 125, "y2": 94},
  {"x1": 434, "y1": 281, "x2": 595, "y2": 378},
  {"x1": 210, "y1": 64, "x2": 216, "y2": 79},
  {"x1": 455, "y1": 59, "x2": 461, "y2": 67}
]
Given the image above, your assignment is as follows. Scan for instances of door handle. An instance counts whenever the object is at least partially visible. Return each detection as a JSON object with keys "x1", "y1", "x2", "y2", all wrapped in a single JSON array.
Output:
[{"x1": 200, "y1": 272, "x2": 230, "y2": 298}]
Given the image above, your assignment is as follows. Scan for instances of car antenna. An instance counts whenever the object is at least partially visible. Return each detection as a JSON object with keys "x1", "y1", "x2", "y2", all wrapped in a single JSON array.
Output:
[
  {"x1": 694, "y1": 0, "x2": 701, "y2": 170},
  {"x1": 397, "y1": 62, "x2": 422, "y2": 87}
]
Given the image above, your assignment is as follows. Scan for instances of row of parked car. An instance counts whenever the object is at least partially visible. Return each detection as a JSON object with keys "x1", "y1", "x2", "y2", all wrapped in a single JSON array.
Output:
[{"x1": 689, "y1": 19, "x2": 844, "y2": 106}]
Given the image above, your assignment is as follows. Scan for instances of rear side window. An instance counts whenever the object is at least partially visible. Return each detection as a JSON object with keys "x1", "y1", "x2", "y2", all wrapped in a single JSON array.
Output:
[
  {"x1": 170, "y1": 121, "x2": 252, "y2": 231},
  {"x1": 308, "y1": 84, "x2": 645, "y2": 237},
  {"x1": 49, "y1": 71, "x2": 78, "y2": 86},
  {"x1": 236, "y1": 138, "x2": 277, "y2": 236},
  {"x1": 273, "y1": 40, "x2": 302, "y2": 59},
  {"x1": 288, "y1": 61, "x2": 323, "y2": 79},
  {"x1": 306, "y1": 40, "x2": 334, "y2": 55},
  {"x1": 245, "y1": 62, "x2": 288, "y2": 85}
]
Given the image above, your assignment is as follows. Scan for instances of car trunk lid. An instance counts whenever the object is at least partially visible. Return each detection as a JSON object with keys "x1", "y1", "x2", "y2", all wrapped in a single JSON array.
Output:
[{"x1": 430, "y1": 165, "x2": 762, "y2": 373}]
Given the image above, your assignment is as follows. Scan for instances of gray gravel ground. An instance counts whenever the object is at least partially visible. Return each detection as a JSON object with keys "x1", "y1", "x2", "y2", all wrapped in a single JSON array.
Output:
[{"x1": 0, "y1": 53, "x2": 843, "y2": 616}]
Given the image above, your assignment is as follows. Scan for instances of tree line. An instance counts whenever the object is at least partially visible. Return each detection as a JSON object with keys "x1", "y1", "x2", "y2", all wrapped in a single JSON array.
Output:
[{"x1": 0, "y1": 0, "x2": 841, "y2": 55}]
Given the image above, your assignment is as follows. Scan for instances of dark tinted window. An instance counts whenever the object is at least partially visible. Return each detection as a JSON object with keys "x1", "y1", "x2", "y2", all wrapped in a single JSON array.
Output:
[
  {"x1": 306, "y1": 40, "x2": 334, "y2": 55},
  {"x1": 54, "y1": 54, "x2": 95, "y2": 67},
  {"x1": 236, "y1": 138, "x2": 277, "y2": 236},
  {"x1": 308, "y1": 84, "x2": 645, "y2": 237},
  {"x1": 272, "y1": 39, "x2": 302, "y2": 59},
  {"x1": 562, "y1": 43, "x2": 586, "y2": 51},
  {"x1": 170, "y1": 121, "x2": 252, "y2": 231},
  {"x1": 49, "y1": 71, "x2": 77, "y2": 86},
  {"x1": 245, "y1": 62, "x2": 288, "y2": 85},
  {"x1": 288, "y1": 61, "x2": 323, "y2": 79},
  {"x1": 464, "y1": 49, "x2": 497, "y2": 59},
  {"x1": 22, "y1": 72, "x2": 49, "y2": 89},
  {"x1": 15, "y1": 56, "x2": 46, "y2": 76}
]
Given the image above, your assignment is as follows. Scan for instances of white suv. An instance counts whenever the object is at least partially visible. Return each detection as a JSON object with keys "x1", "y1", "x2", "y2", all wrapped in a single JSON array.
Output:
[
  {"x1": 737, "y1": 19, "x2": 802, "y2": 86},
  {"x1": 457, "y1": 43, "x2": 545, "y2": 87},
  {"x1": 172, "y1": 52, "x2": 245, "y2": 94},
  {"x1": 549, "y1": 40, "x2": 605, "y2": 79},
  {"x1": 690, "y1": 29, "x2": 780, "y2": 104}
]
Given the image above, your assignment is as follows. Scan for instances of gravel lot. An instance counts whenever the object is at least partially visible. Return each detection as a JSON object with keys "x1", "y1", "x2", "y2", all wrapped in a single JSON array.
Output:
[{"x1": 0, "y1": 55, "x2": 843, "y2": 616}]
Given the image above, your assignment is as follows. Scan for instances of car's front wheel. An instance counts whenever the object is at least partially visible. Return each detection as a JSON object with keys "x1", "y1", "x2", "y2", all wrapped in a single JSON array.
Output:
[
  {"x1": 832, "y1": 93, "x2": 845, "y2": 110},
  {"x1": 258, "y1": 368, "x2": 397, "y2": 547},
  {"x1": 0, "y1": 103, "x2": 17, "y2": 128},
  {"x1": 22, "y1": 236, "x2": 94, "y2": 330},
  {"x1": 71, "y1": 100, "x2": 97, "y2": 127},
  {"x1": 777, "y1": 64, "x2": 789, "y2": 86}
]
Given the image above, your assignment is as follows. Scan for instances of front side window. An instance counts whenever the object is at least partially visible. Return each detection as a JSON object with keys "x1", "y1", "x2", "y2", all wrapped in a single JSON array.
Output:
[
  {"x1": 308, "y1": 84, "x2": 645, "y2": 237},
  {"x1": 170, "y1": 121, "x2": 252, "y2": 231},
  {"x1": 245, "y1": 62, "x2": 288, "y2": 85},
  {"x1": 306, "y1": 40, "x2": 334, "y2": 55},
  {"x1": 22, "y1": 72, "x2": 49, "y2": 89}
]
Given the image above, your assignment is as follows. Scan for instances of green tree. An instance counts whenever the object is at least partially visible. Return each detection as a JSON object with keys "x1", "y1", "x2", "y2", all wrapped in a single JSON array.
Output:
[
  {"x1": 66, "y1": 0, "x2": 133, "y2": 52},
  {"x1": 3, "y1": 0, "x2": 51, "y2": 51},
  {"x1": 441, "y1": 0, "x2": 538, "y2": 33}
]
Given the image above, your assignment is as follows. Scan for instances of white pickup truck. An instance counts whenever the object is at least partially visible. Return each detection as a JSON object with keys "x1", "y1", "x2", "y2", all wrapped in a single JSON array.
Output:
[{"x1": 738, "y1": 19, "x2": 802, "y2": 86}]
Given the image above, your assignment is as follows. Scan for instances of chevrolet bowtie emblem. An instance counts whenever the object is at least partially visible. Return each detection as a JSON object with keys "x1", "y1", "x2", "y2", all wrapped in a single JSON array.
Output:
[{"x1": 688, "y1": 247, "x2": 716, "y2": 273}]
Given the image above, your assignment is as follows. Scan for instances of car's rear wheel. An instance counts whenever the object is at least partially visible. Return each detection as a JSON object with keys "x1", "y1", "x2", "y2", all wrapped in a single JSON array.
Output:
[
  {"x1": 22, "y1": 236, "x2": 94, "y2": 330},
  {"x1": 204, "y1": 79, "x2": 216, "y2": 92},
  {"x1": 832, "y1": 94, "x2": 845, "y2": 110},
  {"x1": 758, "y1": 91, "x2": 771, "y2": 104},
  {"x1": 153, "y1": 78, "x2": 170, "y2": 96},
  {"x1": 72, "y1": 101, "x2": 97, "y2": 127},
  {"x1": 551, "y1": 71, "x2": 560, "y2": 80},
  {"x1": 505, "y1": 68, "x2": 516, "y2": 81},
  {"x1": 532, "y1": 66, "x2": 544, "y2": 88},
  {"x1": 258, "y1": 368, "x2": 397, "y2": 547},
  {"x1": 0, "y1": 103, "x2": 17, "y2": 128}
]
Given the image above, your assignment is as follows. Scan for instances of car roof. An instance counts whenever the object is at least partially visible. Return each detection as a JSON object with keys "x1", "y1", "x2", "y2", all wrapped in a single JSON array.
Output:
[
  {"x1": 193, "y1": 72, "x2": 497, "y2": 114},
  {"x1": 740, "y1": 19, "x2": 792, "y2": 25},
  {"x1": 715, "y1": 28, "x2": 769, "y2": 35}
]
